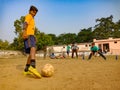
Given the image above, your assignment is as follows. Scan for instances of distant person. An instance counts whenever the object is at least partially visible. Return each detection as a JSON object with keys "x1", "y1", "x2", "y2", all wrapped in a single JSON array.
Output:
[
  {"x1": 56, "y1": 54, "x2": 65, "y2": 59},
  {"x1": 22, "y1": 5, "x2": 41, "y2": 78},
  {"x1": 66, "y1": 44, "x2": 71, "y2": 57},
  {"x1": 88, "y1": 42, "x2": 106, "y2": 60},
  {"x1": 71, "y1": 43, "x2": 79, "y2": 58},
  {"x1": 49, "y1": 53, "x2": 56, "y2": 59},
  {"x1": 48, "y1": 47, "x2": 54, "y2": 57},
  {"x1": 61, "y1": 46, "x2": 66, "y2": 58},
  {"x1": 43, "y1": 45, "x2": 47, "y2": 59}
]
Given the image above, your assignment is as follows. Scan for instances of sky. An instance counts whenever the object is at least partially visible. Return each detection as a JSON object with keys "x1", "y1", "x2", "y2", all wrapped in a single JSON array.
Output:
[{"x1": 0, "y1": 0, "x2": 120, "y2": 43}]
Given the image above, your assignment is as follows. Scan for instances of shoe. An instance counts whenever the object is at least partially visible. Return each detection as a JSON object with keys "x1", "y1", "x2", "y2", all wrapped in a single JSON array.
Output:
[
  {"x1": 23, "y1": 71, "x2": 34, "y2": 75},
  {"x1": 28, "y1": 66, "x2": 42, "y2": 78}
]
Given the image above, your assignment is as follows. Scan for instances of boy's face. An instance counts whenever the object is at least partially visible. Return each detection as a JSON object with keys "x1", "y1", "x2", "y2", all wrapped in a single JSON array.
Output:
[{"x1": 30, "y1": 10, "x2": 37, "y2": 17}]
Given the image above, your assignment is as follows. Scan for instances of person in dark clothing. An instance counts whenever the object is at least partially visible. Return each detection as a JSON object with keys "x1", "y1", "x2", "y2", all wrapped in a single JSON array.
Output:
[{"x1": 71, "y1": 43, "x2": 79, "y2": 58}]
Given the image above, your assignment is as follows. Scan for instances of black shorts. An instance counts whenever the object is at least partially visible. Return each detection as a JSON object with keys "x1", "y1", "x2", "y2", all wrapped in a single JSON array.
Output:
[
  {"x1": 92, "y1": 51, "x2": 97, "y2": 55},
  {"x1": 67, "y1": 50, "x2": 70, "y2": 54}
]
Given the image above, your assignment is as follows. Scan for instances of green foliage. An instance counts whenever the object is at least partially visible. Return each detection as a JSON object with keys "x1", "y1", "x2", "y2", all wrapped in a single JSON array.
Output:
[
  {"x1": 93, "y1": 15, "x2": 114, "y2": 39},
  {"x1": 13, "y1": 16, "x2": 25, "y2": 50},
  {"x1": 36, "y1": 31, "x2": 54, "y2": 50},
  {"x1": 47, "y1": 34, "x2": 57, "y2": 45},
  {"x1": 0, "y1": 15, "x2": 120, "y2": 50},
  {"x1": 56, "y1": 33, "x2": 77, "y2": 45},
  {"x1": 77, "y1": 27, "x2": 93, "y2": 43},
  {"x1": 14, "y1": 16, "x2": 25, "y2": 35},
  {"x1": 0, "y1": 39, "x2": 9, "y2": 50},
  {"x1": 112, "y1": 20, "x2": 120, "y2": 38}
]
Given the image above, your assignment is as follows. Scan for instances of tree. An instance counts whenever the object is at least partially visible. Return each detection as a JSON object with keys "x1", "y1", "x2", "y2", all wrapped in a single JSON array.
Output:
[
  {"x1": 47, "y1": 34, "x2": 57, "y2": 45},
  {"x1": 13, "y1": 16, "x2": 25, "y2": 50},
  {"x1": 56, "y1": 33, "x2": 77, "y2": 45},
  {"x1": 63, "y1": 33, "x2": 77, "y2": 44},
  {"x1": 112, "y1": 20, "x2": 120, "y2": 38},
  {"x1": 35, "y1": 31, "x2": 54, "y2": 50},
  {"x1": 0, "y1": 39, "x2": 9, "y2": 50},
  {"x1": 77, "y1": 27, "x2": 93, "y2": 43},
  {"x1": 93, "y1": 15, "x2": 114, "y2": 39}
]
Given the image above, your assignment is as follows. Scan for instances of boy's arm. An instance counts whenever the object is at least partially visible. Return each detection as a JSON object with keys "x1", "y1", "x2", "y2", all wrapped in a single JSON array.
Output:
[
  {"x1": 23, "y1": 22, "x2": 28, "y2": 30},
  {"x1": 22, "y1": 22, "x2": 28, "y2": 39}
]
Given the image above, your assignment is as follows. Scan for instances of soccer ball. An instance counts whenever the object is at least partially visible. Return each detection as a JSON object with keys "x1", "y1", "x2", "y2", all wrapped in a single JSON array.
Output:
[{"x1": 41, "y1": 64, "x2": 54, "y2": 77}]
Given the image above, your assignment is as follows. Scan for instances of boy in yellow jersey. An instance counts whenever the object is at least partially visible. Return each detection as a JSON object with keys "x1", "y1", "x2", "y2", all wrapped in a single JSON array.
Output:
[{"x1": 23, "y1": 5, "x2": 41, "y2": 78}]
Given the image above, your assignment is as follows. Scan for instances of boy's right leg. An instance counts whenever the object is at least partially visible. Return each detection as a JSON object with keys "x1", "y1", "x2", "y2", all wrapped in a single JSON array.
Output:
[
  {"x1": 88, "y1": 53, "x2": 92, "y2": 60},
  {"x1": 75, "y1": 50, "x2": 78, "y2": 58},
  {"x1": 24, "y1": 55, "x2": 34, "y2": 75}
]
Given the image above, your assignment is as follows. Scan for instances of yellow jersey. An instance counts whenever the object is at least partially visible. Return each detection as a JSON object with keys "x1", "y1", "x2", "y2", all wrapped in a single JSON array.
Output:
[{"x1": 25, "y1": 14, "x2": 35, "y2": 35}]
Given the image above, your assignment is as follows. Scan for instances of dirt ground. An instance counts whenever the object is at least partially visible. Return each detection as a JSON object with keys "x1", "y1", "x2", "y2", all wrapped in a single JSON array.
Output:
[{"x1": 0, "y1": 55, "x2": 120, "y2": 90}]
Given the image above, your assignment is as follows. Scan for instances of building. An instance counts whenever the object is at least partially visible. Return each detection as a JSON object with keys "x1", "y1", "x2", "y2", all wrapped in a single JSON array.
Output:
[
  {"x1": 93, "y1": 37, "x2": 120, "y2": 55},
  {"x1": 44, "y1": 37, "x2": 120, "y2": 57}
]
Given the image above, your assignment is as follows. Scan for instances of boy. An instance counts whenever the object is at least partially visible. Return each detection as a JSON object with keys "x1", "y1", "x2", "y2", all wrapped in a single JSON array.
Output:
[
  {"x1": 23, "y1": 5, "x2": 41, "y2": 78},
  {"x1": 88, "y1": 42, "x2": 106, "y2": 60}
]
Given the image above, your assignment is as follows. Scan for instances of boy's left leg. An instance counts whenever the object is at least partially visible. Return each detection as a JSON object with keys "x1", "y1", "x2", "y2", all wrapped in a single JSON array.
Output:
[
  {"x1": 98, "y1": 51, "x2": 106, "y2": 60},
  {"x1": 30, "y1": 47, "x2": 36, "y2": 68},
  {"x1": 71, "y1": 50, "x2": 74, "y2": 58},
  {"x1": 28, "y1": 47, "x2": 41, "y2": 78},
  {"x1": 75, "y1": 50, "x2": 78, "y2": 58}
]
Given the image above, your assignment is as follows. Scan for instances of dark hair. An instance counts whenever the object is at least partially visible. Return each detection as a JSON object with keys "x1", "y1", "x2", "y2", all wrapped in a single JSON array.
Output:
[
  {"x1": 91, "y1": 42, "x2": 95, "y2": 45},
  {"x1": 29, "y1": 5, "x2": 38, "y2": 12}
]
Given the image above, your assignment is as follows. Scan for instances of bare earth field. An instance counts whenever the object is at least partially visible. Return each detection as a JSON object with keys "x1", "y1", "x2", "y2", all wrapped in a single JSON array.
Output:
[{"x1": 0, "y1": 55, "x2": 120, "y2": 90}]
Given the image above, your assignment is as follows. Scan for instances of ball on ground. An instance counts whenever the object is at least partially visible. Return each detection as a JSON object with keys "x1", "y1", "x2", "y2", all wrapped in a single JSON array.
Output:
[{"x1": 41, "y1": 64, "x2": 54, "y2": 77}]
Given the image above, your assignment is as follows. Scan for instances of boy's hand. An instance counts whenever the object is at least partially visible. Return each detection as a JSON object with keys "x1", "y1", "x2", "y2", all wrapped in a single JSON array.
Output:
[
  {"x1": 22, "y1": 30, "x2": 28, "y2": 39},
  {"x1": 94, "y1": 51, "x2": 98, "y2": 57}
]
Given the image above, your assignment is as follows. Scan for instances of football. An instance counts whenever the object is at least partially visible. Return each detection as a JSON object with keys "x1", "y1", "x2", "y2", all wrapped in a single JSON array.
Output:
[{"x1": 41, "y1": 64, "x2": 54, "y2": 77}]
